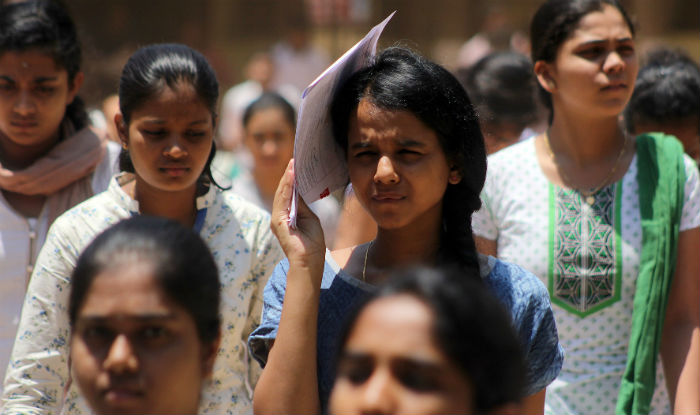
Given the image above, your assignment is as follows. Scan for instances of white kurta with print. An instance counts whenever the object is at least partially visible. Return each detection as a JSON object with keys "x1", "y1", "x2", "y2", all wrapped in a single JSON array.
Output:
[{"x1": 473, "y1": 138, "x2": 700, "y2": 414}]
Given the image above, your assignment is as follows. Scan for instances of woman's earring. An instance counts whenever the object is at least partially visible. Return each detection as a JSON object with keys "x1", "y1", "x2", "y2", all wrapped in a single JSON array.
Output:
[{"x1": 449, "y1": 171, "x2": 461, "y2": 184}]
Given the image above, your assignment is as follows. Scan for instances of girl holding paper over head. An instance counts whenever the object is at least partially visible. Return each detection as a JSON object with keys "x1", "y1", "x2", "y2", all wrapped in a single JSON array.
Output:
[{"x1": 249, "y1": 46, "x2": 563, "y2": 414}]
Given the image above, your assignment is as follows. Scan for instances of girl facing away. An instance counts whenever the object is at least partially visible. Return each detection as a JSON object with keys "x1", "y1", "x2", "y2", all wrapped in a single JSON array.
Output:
[
  {"x1": 473, "y1": 0, "x2": 700, "y2": 413},
  {"x1": 2, "y1": 43, "x2": 282, "y2": 414},
  {"x1": 69, "y1": 216, "x2": 221, "y2": 415},
  {"x1": 0, "y1": 0, "x2": 119, "y2": 388},
  {"x1": 249, "y1": 46, "x2": 563, "y2": 414}
]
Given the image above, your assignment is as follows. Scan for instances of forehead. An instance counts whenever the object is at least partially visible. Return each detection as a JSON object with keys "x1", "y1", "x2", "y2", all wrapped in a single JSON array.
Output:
[
  {"x1": 78, "y1": 262, "x2": 173, "y2": 318},
  {"x1": 348, "y1": 98, "x2": 438, "y2": 144},
  {"x1": 0, "y1": 49, "x2": 65, "y2": 78},
  {"x1": 567, "y1": 4, "x2": 633, "y2": 44},
  {"x1": 130, "y1": 82, "x2": 212, "y2": 122},
  {"x1": 346, "y1": 295, "x2": 444, "y2": 360}
]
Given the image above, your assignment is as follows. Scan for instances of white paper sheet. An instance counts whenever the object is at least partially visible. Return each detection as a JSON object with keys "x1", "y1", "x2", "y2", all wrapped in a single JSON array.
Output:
[{"x1": 289, "y1": 11, "x2": 395, "y2": 228}]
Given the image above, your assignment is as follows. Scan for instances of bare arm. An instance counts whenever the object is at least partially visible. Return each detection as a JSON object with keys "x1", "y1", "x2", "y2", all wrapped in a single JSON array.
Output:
[
  {"x1": 253, "y1": 160, "x2": 326, "y2": 414},
  {"x1": 474, "y1": 235, "x2": 498, "y2": 257},
  {"x1": 661, "y1": 227, "x2": 700, "y2": 414}
]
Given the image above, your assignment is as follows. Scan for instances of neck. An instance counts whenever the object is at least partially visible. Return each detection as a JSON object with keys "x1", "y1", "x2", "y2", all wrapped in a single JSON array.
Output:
[
  {"x1": 132, "y1": 178, "x2": 199, "y2": 228},
  {"x1": 0, "y1": 130, "x2": 61, "y2": 170},
  {"x1": 548, "y1": 111, "x2": 626, "y2": 167},
  {"x1": 252, "y1": 167, "x2": 278, "y2": 207},
  {"x1": 372, "y1": 212, "x2": 443, "y2": 269}
]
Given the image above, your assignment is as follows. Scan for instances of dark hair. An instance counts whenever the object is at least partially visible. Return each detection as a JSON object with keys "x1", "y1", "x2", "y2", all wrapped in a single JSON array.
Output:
[
  {"x1": 69, "y1": 215, "x2": 221, "y2": 344},
  {"x1": 624, "y1": 48, "x2": 700, "y2": 134},
  {"x1": 0, "y1": 0, "x2": 87, "y2": 129},
  {"x1": 458, "y1": 51, "x2": 541, "y2": 131},
  {"x1": 530, "y1": 0, "x2": 635, "y2": 114},
  {"x1": 242, "y1": 92, "x2": 297, "y2": 129},
  {"x1": 335, "y1": 267, "x2": 525, "y2": 411},
  {"x1": 118, "y1": 43, "x2": 223, "y2": 188},
  {"x1": 331, "y1": 46, "x2": 486, "y2": 274}
]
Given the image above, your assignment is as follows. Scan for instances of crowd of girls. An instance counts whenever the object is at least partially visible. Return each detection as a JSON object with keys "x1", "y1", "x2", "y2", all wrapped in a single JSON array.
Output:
[{"x1": 1, "y1": 0, "x2": 699, "y2": 414}]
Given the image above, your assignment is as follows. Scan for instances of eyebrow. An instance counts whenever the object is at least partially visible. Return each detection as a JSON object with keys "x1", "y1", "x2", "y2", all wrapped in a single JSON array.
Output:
[
  {"x1": 340, "y1": 350, "x2": 442, "y2": 369},
  {"x1": 578, "y1": 38, "x2": 634, "y2": 47},
  {"x1": 140, "y1": 119, "x2": 210, "y2": 126},
  {"x1": 77, "y1": 313, "x2": 177, "y2": 324}
]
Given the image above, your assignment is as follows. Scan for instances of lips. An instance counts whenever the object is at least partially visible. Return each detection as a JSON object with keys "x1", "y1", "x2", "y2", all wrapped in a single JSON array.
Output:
[
  {"x1": 601, "y1": 82, "x2": 627, "y2": 91},
  {"x1": 101, "y1": 382, "x2": 145, "y2": 407},
  {"x1": 159, "y1": 166, "x2": 190, "y2": 177},
  {"x1": 373, "y1": 193, "x2": 405, "y2": 202},
  {"x1": 10, "y1": 120, "x2": 38, "y2": 129}
]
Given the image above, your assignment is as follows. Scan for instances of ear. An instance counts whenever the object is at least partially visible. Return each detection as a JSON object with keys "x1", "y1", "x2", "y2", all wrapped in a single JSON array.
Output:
[
  {"x1": 201, "y1": 332, "x2": 221, "y2": 379},
  {"x1": 534, "y1": 61, "x2": 556, "y2": 93},
  {"x1": 448, "y1": 167, "x2": 462, "y2": 185},
  {"x1": 65, "y1": 71, "x2": 84, "y2": 105},
  {"x1": 115, "y1": 112, "x2": 129, "y2": 149}
]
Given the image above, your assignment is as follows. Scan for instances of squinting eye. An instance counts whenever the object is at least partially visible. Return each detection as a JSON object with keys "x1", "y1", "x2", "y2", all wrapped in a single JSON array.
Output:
[
  {"x1": 397, "y1": 369, "x2": 439, "y2": 392},
  {"x1": 82, "y1": 326, "x2": 113, "y2": 342},
  {"x1": 143, "y1": 130, "x2": 166, "y2": 137},
  {"x1": 141, "y1": 326, "x2": 168, "y2": 340},
  {"x1": 35, "y1": 86, "x2": 55, "y2": 94}
]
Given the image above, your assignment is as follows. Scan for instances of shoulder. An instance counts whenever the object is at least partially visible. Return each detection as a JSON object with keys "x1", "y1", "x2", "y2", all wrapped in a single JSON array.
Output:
[
  {"x1": 216, "y1": 188, "x2": 272, "y2": 225},
  {"x1": 487, "y1": 137, "x2": 536, "y2": 168},
  {"x1": 482, "y1": 255, "x2": 551, "y2": 313}
]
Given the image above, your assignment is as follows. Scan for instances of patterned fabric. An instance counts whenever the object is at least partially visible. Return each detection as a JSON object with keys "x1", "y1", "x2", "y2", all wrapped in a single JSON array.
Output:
[
  {"x1": 473, "y1": 137, "x2": 700, "y2": 414},
  {"x1": 551, "y1": 185, "x2": 621, "y2": 316},
  {"x1": 0, "y1": 140, "x2": 119, "y2": 397},
  {"x1": 1, "y1": 173, "x2": 283, "y2": 415},
  {"x1": 248, "y1": 252, "x2": 564, "y2": 412}
]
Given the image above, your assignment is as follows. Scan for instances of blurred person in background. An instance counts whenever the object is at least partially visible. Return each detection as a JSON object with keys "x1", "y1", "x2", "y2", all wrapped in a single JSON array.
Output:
[
  {"x1": 624, "y1": 47, "x2": 700, "y2": 162},
  {"x1": 233, "y1": 92, "x2": 339, "y2": 246},
  {"x1": 0, "y1": 0, "x2": 119, "y2": 393},
  {"x1": 217, "y1": 52, "x2": 299, "y2": 155},
  {"x1": 270, "y1": 20, "x2": 330, "y2": 93},
  {"x1": 69, "y1": 216, "x2": 221, "y2": 415},
  {"x1": 458, "y1": 51, "x2": 548, "y2": 154}
]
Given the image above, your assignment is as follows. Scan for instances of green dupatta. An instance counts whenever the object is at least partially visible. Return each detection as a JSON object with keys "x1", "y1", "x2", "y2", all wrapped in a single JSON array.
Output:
[{"x1": 616, "y1": 133, "x2": 686, "y2": 415}]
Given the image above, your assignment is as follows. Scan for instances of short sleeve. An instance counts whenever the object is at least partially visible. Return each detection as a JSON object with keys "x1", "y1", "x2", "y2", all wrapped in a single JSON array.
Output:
[
  {"x1": 484, "y1": 259, "x2": 564, "y2": 396},
  {"x1": 248, "y1": 259, "x2": 290, "y2": 368},
  {"x1": 680, "y1": 155, "x2": 700, "y2": 231}
]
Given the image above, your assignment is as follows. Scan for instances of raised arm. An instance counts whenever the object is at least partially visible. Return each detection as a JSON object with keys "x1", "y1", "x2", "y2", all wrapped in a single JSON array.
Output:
[
  {"x1": 661, "y1": 227, "x2": 700, "y2": 414},
  {"x1": 253, "y1": 160, "x2": 327, "y2": 414}
]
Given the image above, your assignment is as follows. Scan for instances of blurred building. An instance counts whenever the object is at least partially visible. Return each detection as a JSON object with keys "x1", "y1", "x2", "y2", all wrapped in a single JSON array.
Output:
[{"x1": 65, "y1": 0, "x2": 699, "y2": 108}]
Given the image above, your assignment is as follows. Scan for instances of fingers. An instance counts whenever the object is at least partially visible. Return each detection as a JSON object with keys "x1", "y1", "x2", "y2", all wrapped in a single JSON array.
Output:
[{"x1": 273, "y1": 160, "x2": 294, "y2": 216}]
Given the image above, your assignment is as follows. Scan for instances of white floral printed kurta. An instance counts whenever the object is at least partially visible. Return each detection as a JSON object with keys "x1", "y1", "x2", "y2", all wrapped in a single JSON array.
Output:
[{"x1": 1, "y1": 173, "x2": 283, "y2": 414}]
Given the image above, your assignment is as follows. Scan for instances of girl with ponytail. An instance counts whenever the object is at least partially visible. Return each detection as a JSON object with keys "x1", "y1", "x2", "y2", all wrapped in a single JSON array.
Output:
[{"x1": 249, "y1": 46, "x2": 563, "y2": 414}]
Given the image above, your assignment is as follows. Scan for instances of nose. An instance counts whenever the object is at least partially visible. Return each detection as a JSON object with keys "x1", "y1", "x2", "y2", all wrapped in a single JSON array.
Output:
[
  {"x1": 261, "y1": 138, "x2": 278, "y2": 157},
  {"x1": 358, "y1": 368, "x2": 397, "y2": 415},
  {"x1": 603, "y1": 51, "x2": 625, "y2": 74},
  {"x1": 103, "y1": 334, "x2": 139, "y2": 374},
  {"x1": 374, "y1": 156, "x2": 399, "y2": 184},
  {"x1": 163, "y1": 135, "x2": 188, "y2": 159},
  {"x1": 13, "y1": 90, "x2": 35, "y2": 116}
]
